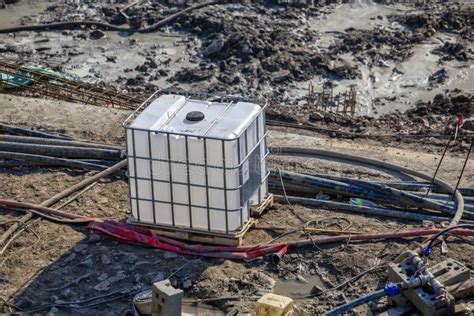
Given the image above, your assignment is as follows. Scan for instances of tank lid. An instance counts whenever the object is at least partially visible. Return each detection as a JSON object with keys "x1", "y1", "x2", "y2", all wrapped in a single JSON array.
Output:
[{"x1": 186, "y1": 111, "x2": 205, "y2": 122}]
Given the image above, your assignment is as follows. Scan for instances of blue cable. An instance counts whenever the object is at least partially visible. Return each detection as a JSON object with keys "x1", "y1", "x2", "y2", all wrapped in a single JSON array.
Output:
[
  {"x1": 423, "y1": 223, "x2": 474, "y2": 256},
  {"x1": 324, "y1": 289, "x2": 386, "y2": 316},
  {"x1": 325, "y1": 283, "x2": 400, "y2": 315}
]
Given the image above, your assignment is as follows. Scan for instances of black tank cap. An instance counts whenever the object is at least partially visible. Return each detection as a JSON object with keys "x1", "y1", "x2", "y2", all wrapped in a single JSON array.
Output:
[{"x1": 186, "y1": 111, "x2": 205, "y2": 122}]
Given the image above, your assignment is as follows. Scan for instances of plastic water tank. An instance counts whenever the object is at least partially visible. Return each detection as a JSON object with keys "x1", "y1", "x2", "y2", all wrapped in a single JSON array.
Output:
[{"x1": 124, "y1": 94, "x2": 268, "y2": 234}]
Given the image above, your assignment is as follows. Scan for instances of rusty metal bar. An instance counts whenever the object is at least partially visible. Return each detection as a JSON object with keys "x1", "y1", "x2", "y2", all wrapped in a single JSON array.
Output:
[{"x1": 0, "y1": 60, "x2": 145, "y2": 110}]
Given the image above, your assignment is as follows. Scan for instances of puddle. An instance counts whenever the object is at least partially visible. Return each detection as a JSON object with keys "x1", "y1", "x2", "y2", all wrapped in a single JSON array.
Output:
[
  {"x1": 309, "y1": 0, "x2": 408, "y2": 33},
  {"x1": 0, "y1": 0, "x2": 60, "y2": 28},
  {"x1": 273, "y1": 275, "x2": 325, "y2": 299}
]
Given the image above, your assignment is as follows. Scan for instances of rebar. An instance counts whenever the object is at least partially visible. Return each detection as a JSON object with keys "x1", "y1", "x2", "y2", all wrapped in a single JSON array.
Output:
[{"x1": 0, "y1": 60, "x2": 144, "y2": 110}]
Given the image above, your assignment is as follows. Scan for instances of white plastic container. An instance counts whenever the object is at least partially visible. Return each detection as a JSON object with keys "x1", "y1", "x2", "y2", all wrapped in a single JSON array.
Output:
[{"x1": 124, "y1": 93, "x2": 268, "y2": 234}]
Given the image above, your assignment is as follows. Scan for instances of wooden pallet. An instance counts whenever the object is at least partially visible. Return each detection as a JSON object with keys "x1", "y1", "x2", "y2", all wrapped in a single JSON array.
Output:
[
  {"x1": 251, "y1": 194, "x2": 274, "y2": 217},
  {"x1": 130, "y1": 218, "x2": 255, "y2": 246}
]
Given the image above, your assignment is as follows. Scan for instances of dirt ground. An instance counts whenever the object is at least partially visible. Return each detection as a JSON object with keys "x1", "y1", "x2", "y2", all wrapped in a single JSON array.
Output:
[
  {"x1": 0, "y1": 0, "x2": 473, "y2": 315},
  {"x1": 0, "y1": 94, "x2": 473, "y2": 315}
]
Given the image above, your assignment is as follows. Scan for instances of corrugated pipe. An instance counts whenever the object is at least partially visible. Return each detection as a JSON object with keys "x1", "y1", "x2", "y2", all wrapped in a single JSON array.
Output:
[{"x1": 0, "y1": 142, "x2": 124, "y2": 160}]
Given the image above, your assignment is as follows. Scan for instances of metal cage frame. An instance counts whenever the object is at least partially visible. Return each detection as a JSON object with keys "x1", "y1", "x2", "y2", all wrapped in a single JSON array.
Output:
[{"x1": 124, "y1": 89, "x2": 270, "y2": 236}]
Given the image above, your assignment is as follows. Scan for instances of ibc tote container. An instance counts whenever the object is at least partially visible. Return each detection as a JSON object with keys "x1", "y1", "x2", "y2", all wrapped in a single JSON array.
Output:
[{"x1": 123, "y1": 91, "x2": 269, "y2": 235}]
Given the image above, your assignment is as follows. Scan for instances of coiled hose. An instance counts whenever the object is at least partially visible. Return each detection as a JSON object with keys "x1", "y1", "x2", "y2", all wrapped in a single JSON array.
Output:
[
  {"x1": 274, "y1": 195, "x2": 455, "y2": 223},
  {"x1": 271, "y1": 170, "x2": 474, "y2": 220},
  {"x1": 270, "y1": 147, "x2": 465, "y2": 227},
  {"x1": 269, "y1": 179, "x2": 474, "y2": 213},
  {"x1": 306, "y1": 173, "x2": 474, "y2": 197}
]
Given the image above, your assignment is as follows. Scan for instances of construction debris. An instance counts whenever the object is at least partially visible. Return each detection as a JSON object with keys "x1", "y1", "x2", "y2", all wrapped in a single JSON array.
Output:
[{"x1": 0, "y1": 1, "x2": 473, "y2": 315}]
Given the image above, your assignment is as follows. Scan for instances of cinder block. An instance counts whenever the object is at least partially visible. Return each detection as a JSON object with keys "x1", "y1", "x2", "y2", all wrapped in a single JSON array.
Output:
[
  {"x1": 387, "y1": 258, "x2": 462, "y2": 316},
  {"x1": 151, "y1": 279, "x2": 183, "y2": 316},
  {"x1": 430, "y1": 258, "x2": 470, "y2": 287},
  {"x1": 256, "y1": 293, "x2": 294, "y2": 316}
]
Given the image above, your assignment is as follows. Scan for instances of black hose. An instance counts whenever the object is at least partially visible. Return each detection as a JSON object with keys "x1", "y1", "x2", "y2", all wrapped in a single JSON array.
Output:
[
  {"x1": 274, "y1": 195, "x2": 451, "y2": 223},
  {"x1": 272, "y1": 170, "x2": 473, "y2": 219},
  {"x1": 425, "y1": 224, "x2": 474, "y2": 252},
  {"x1": 0, "y1": 142, "x2": 124, "y2": 160},
  {"x1": 0, "y1": 123, "x2": 72, "y2": 140},
  {"x1": 270, "y1": 147, "x2": 465, "y2": 227},
  {"x1": 269, "y1": 180, "x2": 474, "y2": 217},
  {"x1": 0, "y1": 1, "x2": 219, "y2": 34},
  {"x1": 0, "y1": 135, "x2": 123, "y2": 150},
  {"x1": 0, "y1": 152, "x2": 110, "y2": 171},
  {"x1": 305, "y1": 173, "x2": 474, "y2": 197},
  {"x1": 333, "y1": 174, "x2": 460, "y2": 215},
  {"x1": 324, "y1": 289, "x2": 386, "y2": 316}
]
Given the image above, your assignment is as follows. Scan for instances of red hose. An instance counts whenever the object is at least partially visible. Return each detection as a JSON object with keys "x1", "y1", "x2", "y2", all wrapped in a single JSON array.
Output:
[
  {"x1": 286, "y1": 228, "x2": 474, "y2": 248},
  {"x1": 87, "y1": 220, "x2": 286, "y2": 261},
  {"x1": 88, "y1": 220, "x2": 474, "y2": 261},
  {"x1": 3, "y1": 198, "x2": 474, "y2": 261}
]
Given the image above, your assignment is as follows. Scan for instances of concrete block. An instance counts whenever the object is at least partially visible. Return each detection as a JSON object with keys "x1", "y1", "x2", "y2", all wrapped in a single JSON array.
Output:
[
  {"x1": 430, "y1": 258, "x2": 470, "y2": 287},
  {"x1": 256, "y1": 293, "x2": 294, "y2": 316},
  {"x1": 448, "y1": 278, "x2": 474, "y2": 300},
  {"x1": 387, "y1": 260, "x2": 455, "y2": 316},
  {"x1": 151, "y1": 279, "x2": 183, "y2": 316}
]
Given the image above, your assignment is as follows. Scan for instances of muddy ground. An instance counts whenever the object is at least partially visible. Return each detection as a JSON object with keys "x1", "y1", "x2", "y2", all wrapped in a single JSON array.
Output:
[
  {"x1": 0, "y1": 0, "x2": 473, "y2": 315},
  {"x1": 0, "y1": 0, "x2": 472, "y2": 116},
  {"x1": 1, "y1": 94, "x2": 473, "y2": 315}
]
